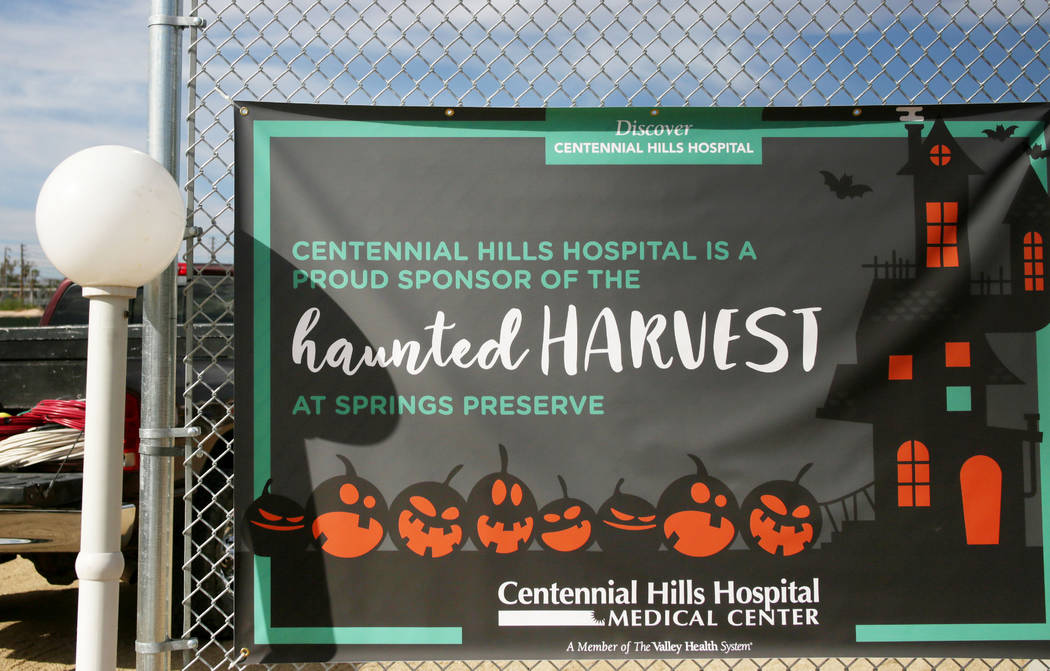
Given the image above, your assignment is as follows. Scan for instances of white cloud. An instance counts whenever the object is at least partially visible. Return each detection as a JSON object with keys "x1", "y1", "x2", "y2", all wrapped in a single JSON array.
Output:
[{"x1": 0, "y1": 0, "x2": 149, "y2": 279}]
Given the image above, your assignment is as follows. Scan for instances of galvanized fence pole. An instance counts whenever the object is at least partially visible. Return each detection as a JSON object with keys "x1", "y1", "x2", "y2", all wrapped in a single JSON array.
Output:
[{"x1": 137, "y1": 0, "x2": 197, "y2": 669}]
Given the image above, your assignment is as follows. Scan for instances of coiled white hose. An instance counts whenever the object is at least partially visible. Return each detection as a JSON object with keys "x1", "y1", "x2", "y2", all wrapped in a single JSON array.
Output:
[{"x1": 0, "y1": 426, "x2": 85, "y2": 469}]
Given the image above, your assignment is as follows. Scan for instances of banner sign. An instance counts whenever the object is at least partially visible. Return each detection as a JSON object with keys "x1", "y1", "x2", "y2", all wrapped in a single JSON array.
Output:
[{"x1": 234, "y1": 102, "x2": 1050, "y2": 663}]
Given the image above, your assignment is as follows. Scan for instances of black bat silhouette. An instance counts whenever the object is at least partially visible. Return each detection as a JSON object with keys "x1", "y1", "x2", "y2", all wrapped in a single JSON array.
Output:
[
  {"x1": 1028, "y1": 142, "x2": 1050, "y2": 159},
  {"x1": 982, "y1": 124, "x2": 1018, "y2": 141},
  {"x1": 819, "y1": 170, "x2": 872, "y2": 199}
]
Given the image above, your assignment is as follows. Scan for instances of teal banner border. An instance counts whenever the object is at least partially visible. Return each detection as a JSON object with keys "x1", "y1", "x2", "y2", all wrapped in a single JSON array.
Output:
[
  {"x1": 251, "y1": 119, "x2": 467, "y2": 646},
  {"x1": 248, "y1": 108, "x2": 1050, "y2": 649}
]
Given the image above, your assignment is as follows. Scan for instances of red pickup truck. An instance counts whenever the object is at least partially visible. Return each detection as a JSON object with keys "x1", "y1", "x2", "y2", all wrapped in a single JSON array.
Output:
[{"x1": 0, "y1": 265, "x2": 233, "y2": 591}]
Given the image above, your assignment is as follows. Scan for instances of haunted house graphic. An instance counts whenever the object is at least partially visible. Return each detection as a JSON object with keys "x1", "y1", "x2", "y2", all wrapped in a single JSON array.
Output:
[{"x1": 819, "y1": 119, "x2": 1050, "y2": 551}]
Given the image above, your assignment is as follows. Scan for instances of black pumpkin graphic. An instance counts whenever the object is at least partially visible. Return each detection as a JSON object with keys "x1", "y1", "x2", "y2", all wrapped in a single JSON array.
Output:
[
  {"x1": 536, "y1": 476, "x2": 596, "y2": 553},
  {"x1": 305, "y1": 455, "x2": 387, "y2": 558},
  {"x1": 741, "y1": 463, "x2": 822, "y2": 557},
  {"x1": 243, "y1": 478, "x2": 309, "y2": 556},
  {"x1": 467, "y1": 444, "x2": 537, "y2": 554},
  {"x1": 657, "y1": 454, "x2": 739, "y2": 557},
  {"x1": 390, "y1": 464, "x2": 467, "y2": 558},
  {"x1": 593, "y1": 478, "x2": 661, "y2": 552}
]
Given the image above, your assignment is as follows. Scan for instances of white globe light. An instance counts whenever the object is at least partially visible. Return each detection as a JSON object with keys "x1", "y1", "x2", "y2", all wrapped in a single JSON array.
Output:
[{"x1": 36, "y1": 145, "x2": 185, "y2": 288}]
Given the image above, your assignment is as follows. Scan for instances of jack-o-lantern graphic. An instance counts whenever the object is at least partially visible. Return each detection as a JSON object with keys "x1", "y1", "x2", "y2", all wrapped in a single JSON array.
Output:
[
  {"x1": 306, "y1": 455, "x2": 388, "y2": 558},
  {"x1": 594, "y1": 478, "x2": 661, "y2": 552},
  {"x1": 244, "y1": 478, "x2": 309, "y2": 556},
  {"x1": 741, "y1": 463, "x2": 822, "y2": 557},
  {"x1": 467, "y1": 444, "x2": 537, "y2": 554},
  {"x1": 658, "y1": 454, "x2": 739, "y2": 557},
  {"x1": 391, "y1": 464, "x2": 467, "y2": 558},
  {"x1": 536, "y1": 476, "x2": 595, "y2": 552}
]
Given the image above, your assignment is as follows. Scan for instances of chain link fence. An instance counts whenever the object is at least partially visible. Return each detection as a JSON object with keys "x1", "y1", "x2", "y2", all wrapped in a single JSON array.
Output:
[{"x1": 180, "y1": 0, "x2": 1050, "y2": 668}]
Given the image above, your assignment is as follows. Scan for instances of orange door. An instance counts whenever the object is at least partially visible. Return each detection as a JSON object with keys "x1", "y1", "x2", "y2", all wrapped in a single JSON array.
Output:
[{"x1": 960, "y1": 455, "x2": 1001, "y2": 545}]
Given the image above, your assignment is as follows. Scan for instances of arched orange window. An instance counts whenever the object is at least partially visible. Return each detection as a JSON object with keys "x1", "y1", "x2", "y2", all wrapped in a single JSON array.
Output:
[
  {"x1": 897, "y1": 440, "x2": 930, "y2": 507},
  {"x1": 1023, "y1": 231, "x2": 1044, "y2": 292}
]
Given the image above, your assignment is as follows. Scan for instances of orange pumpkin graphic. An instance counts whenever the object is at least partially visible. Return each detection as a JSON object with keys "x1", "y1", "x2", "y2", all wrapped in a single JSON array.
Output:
[
  {"x1": 536, "y1": 475, "x2": 595, "y2": 553},
  {"x1": 467, "y1": 444, "x2": 536, "y2": 554},
  {"x1": 306, "y1": 455, "x2": 387, "y2": 558},
  {"x1": 391, "y1": 465, "x2": 467, "y2": 558}
]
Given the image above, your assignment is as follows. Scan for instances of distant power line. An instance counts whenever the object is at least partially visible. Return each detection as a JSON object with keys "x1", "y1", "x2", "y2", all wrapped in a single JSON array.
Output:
[{"x1": 0, "y1": 239, "x2": 60, "y2": 279}]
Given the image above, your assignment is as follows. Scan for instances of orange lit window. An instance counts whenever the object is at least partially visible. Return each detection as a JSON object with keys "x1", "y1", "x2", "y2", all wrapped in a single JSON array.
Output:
[
  {"x1": 898, "y1": 440, "x2": 931, "y2": 507},
  {"x1": 929, "y1": 144, "x2": 952, "y2": 166},
  {"x1": 926, "y1": 202, "x2": 960, "y2": 268},
  {"x1": 888, "y1": 355, "x2": 913, "y2": 380},
  {"x1": 945, "y1": 341, "x2": 970, "y2": 367},
  {"x1": 1024, "y1": 232, "x2": 1045, "y2": 292}
]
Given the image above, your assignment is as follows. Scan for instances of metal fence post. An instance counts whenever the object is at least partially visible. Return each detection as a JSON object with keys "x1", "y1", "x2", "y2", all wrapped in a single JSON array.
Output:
[{"x1": 137, "y1": 1, "x2": 188, "y2": 669}]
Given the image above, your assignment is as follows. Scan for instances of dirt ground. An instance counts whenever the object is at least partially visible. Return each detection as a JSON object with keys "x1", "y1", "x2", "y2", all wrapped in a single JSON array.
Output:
[
  {"x1": 0, "y1": 310, "x2": 43, "y2": 319},
  {"x1": 0, "y1": 555, "x2": 318, "y2": 671},
  {"x1": 0, "y1": 555, "x2": 137, "y2": 669}
]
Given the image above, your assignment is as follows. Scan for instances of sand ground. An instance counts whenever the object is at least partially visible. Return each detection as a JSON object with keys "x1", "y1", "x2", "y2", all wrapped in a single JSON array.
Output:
[{"x1": 0, "y1": 555, "x2": 137, "y2": 669}]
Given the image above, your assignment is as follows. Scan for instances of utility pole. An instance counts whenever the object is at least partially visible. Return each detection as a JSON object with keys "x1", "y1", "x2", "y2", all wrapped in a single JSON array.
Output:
[
  {"x1": 1, "y1": 247, "x2": 9, "y2": 305},
  {"x1": 19, "y1": 243, "x2": 24, "y2": 304}
]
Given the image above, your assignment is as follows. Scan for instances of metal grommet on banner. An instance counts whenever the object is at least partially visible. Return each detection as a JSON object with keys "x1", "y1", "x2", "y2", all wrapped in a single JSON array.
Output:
[
  {"x1": 650, "y1": 108, "x2": 659, "y2": 116},
  {"x1": 445, "y1": 108, "x2": 455, "y2": 117},
  {"x1": 852, "y1": 108, "x2": 862, "y2": 117},
  {"x1": 228, "y1": 648, "x2": 250, "y2": 669},
  {"x1": 239, "y1": 107, "x2": 249, "y2": 116}
]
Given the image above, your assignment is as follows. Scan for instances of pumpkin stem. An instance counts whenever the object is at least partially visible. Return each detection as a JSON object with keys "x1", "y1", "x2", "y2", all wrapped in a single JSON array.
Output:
[
  {"x1": 498, "y1": 444, "x2": 509, "y2": 472},
  {"x1": 687, "y1": 454, "x2": 708, "y2": 477},
  {"x1": 336, "y1": 454, "x2": 357, "y2": 477},
  {"x1": 557, "y1": 475, "x2": 569, "y2": 498},
  {"x1": 794, "y1": 462, "x2": 814, "y2": 484},
  {"x1": 443, "y1": 464, "x2": 464, "y2": 486},
  {"x1": 262, "y1": 478, "x2": 273, "y2": 496},
  {"x1": 614, "y1": 478, "x2": 625, "y2": 495}
]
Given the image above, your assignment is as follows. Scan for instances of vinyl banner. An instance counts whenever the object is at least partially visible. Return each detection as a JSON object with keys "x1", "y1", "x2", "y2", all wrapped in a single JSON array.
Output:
[{"x1": 234, "y1": 103, "x2": 1050, "y2": 663}]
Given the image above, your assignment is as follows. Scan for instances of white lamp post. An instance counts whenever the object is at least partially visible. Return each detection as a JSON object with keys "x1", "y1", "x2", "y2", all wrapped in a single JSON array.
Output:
[{"x1": 36, "y1": 145, "x2": 185, "y2": 671}]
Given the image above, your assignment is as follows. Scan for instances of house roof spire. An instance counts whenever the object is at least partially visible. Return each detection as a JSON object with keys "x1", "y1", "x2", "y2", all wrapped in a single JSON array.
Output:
[{"x1": 898, "y1": 118, "x2": 983, "y2": 176}]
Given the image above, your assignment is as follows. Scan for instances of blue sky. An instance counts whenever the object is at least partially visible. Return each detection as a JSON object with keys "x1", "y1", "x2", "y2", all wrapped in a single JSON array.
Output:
[
  {"x1": 0, "y1": 0, "x2": 146, "y2": 279},
  {"x1": 2, "y1": 0, "x2": 1047, "y2": 280}
]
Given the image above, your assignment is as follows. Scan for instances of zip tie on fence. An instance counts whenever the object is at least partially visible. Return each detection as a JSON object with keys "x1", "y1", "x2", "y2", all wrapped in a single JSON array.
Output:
[{"x1": 211, "y1": 87, "x2": 250, "y2": 117}]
